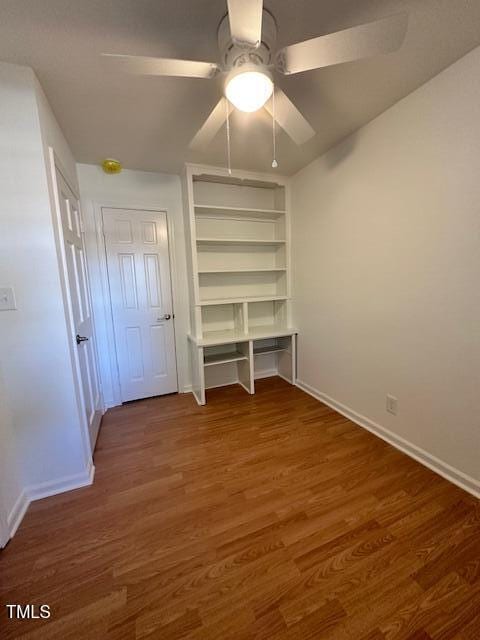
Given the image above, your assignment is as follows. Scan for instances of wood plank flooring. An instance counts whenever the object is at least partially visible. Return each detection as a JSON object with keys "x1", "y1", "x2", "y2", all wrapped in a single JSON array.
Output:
[{"x1": 1, "y1": 377, "x2": 479, "y2": 639}]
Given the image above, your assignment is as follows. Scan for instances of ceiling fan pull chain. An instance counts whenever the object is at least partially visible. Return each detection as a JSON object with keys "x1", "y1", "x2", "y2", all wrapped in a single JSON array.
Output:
[
  {"x1": 272, "y1": 87, "x2": 278, "y2": 169},
  {"x1": 225, "y1": 98, "x2": 232, "y2": 176}
]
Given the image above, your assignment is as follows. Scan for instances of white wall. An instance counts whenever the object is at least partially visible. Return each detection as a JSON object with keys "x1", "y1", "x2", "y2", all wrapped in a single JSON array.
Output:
[
  {"x1": 77, "y1": 164, "x2": 191, "y2": 406},
  {"x1": 291, "y1": 47, "x2": 480, "y2": 494},
  {"x1": 34, "y1": 76, "x2": 78, "y2": 191},
  {"x1": 0, "y1": 62, "x2": 92, "y2": 538}
]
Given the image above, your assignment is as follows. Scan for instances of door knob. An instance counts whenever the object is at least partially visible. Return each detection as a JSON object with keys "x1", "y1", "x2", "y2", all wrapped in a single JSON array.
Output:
[
  {"x1": 76, "y1": 334, "x2": 89, "y2": 345},
  {"x1": 157, "y1": 314, "x2": 171, "y2": 322}
]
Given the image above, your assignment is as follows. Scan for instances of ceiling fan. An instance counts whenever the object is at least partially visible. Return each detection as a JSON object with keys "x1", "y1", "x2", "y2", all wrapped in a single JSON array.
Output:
[{"x1": 103, "y1": 0, "x2": 408, "y2": 151}]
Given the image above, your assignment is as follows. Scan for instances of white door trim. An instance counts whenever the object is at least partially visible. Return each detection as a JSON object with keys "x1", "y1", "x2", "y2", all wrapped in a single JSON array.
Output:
[
  {"x1": 0, "y1": 502, "x2": 9, "y2": 548},
  {"x1": 47, "y1": 147, "x2": 102, "y2": 464},
  {"x1": 91, "y1": 202, "x2": 180, "y2": 408}
]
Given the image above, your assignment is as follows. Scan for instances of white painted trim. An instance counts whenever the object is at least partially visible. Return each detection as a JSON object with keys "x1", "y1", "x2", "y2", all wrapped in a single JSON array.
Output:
[
  {"x1": 255, "y1": 369, "x2": 278, "y2": 380},
  {"x1": 108, "y1": 384, "x2": 192, "y2": 405},
  {"x1": 27, "y1": 461, "x2": 95, "y2": 501},
  {"x1": 0, "y1": 529, "x2": 9, "y2": 549},
  {"x1": 6, "y1": 490, "x2": 29, "y2": 541},
  {"x1": 238, "y1": 380, "x2": 252, "y2": 394},
  {"x1": 92, "y1": 201, "x2": 122, "y2": 407},
  {"x1": 0, "y1": 510, "x2": 9, "y2": 548},
  {"x1": 205, "y1": 380, "x2": 239, "y2": 390},
  {"x1": 296, "y1": 379, "x2": 480, "y2": 499}
]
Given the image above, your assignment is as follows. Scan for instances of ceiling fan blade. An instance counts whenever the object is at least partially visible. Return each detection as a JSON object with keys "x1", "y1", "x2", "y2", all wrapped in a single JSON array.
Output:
[
  {"x1": 189, "y1": 98, "x2": 233, "y2": 150},
  {"x1": 227, "y1": 0, "x2": 263, "y2": 48},
  {"x1": 264, "y1": 89, "x2": 315, "y2": 145},
  {"x1": 102, "y1": 54, "x2": 220, "y2": 79},
  {"x1": 275, "y1": 13, "x2": 408, "y2": 75}
]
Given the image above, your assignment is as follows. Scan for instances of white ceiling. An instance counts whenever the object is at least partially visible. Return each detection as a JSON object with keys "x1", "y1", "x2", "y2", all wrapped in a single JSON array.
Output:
[{"x1": 0, "y1": 0, "x2": 479, "y2": 176}]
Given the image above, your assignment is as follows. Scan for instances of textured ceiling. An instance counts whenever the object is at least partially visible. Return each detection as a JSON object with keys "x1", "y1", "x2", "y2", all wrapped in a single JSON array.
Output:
[{"x1": 0, "y1": 0, "x2": 479, "y2": 175}]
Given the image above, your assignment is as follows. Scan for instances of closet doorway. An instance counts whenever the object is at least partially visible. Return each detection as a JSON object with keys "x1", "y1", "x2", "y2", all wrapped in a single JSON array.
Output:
[{"x1": 102, "y1": 208, "x2": 178, "y2": 402}]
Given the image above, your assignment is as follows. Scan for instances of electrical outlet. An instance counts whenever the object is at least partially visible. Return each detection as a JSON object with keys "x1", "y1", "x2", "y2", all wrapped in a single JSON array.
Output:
[
  {"x1": 386, "y1": 394, "x2": 398, "y2": 415},
  {"x1": 0, "y1": 287, "x2": 16, "y2": 311}
]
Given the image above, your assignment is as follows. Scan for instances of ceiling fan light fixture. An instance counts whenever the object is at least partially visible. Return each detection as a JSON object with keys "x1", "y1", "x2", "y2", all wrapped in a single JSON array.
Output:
[{"x1": 225, "y1": 65, "x2": 273, "y2": 113}]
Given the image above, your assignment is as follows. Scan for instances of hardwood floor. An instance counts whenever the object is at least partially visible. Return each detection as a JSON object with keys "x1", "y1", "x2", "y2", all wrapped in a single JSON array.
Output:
[{"x1": 1, "y1": 377, "x2": 479, "y2": 639}]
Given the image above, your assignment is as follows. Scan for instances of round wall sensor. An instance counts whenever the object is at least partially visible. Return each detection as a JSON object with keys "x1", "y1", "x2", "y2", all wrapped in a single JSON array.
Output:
[{"x1": 102, "y1": 158, "x2": 122, "y2": 174}]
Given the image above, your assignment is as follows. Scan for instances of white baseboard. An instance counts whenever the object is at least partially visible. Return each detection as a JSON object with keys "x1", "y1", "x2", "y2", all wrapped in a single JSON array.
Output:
[
  {"x1": 277, "y1": 372, "x2": 294, "y2": 385},
  {"x1": 27, "y1": 460, "x2": 95, "y2": 502},
  {"x1": 0, "y1": 527, "x2": 10, "y2": 549},
  {"x1": 7, "y1": 490, "x2": 30, "y2": 539},
  {"x1": 296, "y1": 379, "x2": 480, "y2": 499},
  {"x1": 205, "y1": 379, "x2": 237, "y2": 390},
  {"x1": 255, "y1": 369, "x2": 278, "y2": 380},
  {"x1": 105, "y1": 386, "x2": 193, "y2": 405},
  {"x1": 5, "y1": 461, "x2": 95, "y2": 541}
]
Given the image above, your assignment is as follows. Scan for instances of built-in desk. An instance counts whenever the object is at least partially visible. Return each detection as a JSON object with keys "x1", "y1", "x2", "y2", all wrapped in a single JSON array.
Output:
[{"x1": 188, "y1": 329, "x2": 297, "y2": 405}]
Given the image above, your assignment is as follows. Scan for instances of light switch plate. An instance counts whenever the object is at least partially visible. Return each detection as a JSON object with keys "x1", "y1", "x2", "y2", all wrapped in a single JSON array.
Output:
[
  {"x1": 386, "y1": 394, "x2": 398, "y2": 415},
  {"x1": 0, "y1": 287, "x2": 17, "y2": 311}
]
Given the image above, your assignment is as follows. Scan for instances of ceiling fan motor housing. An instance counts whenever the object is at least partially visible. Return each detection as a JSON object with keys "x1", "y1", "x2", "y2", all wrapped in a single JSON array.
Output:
[
  {"x1": 224, "y1": 59, "x2": 273, "y2": 94},
  {"x1": 217, "y1": 9, "x2": 277, "y2": 70}
]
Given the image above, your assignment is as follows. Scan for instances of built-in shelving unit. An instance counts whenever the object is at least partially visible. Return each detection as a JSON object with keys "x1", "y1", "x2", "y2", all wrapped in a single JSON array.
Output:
[{"x1": 184, "y1": 163, "x2": 297, "y2": 405}]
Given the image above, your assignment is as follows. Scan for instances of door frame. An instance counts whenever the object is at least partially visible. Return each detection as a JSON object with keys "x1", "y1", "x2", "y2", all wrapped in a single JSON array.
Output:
[
  {"x1": 48, "y1": 147, "x2": 103, "y2": 463},
  {"x1": 93, "y1": 203, "x2": 180, "y2": 407}
]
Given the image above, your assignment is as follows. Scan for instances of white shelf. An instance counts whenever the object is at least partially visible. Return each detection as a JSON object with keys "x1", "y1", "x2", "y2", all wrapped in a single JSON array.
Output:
[
  {"x1": 204, "y1": 351, "x2": 248, "y2": 367},
  {"x1": 249, "y1": 325, "x2": 297, "y2": 340},
  {"x1": 253, "y1": 345, "x2": 286, "y2": 356},
  {"x1": 194, "y1": 204, "x2": 286, "y2": 221},
  {"x1": 197, "y1": 237, "x2": 286, "y2": 246},
  {"x1": 199, "y1": 295, "x2": 288, "y2": 307},
  {"x1": 189, "y1": 326, "x2": 297, "y2": 347},
  {"x1": 198, "y1": 267, "x2": 286, "y2": 274}
]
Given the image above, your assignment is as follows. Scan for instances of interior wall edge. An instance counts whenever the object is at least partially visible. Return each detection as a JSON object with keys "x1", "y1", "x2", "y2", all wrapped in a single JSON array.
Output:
[{"x1": 296, "y1": 379, "x2": 480, "y2": 499}]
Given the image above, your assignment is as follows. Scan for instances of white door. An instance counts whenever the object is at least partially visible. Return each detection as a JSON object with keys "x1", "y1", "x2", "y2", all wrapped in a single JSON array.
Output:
[
  {"x1": 56, "y1": 170, "x2": 103, "y2": 450},
  {"x1": 102, "y1": 208, "x2": 178, "y2": 402}
]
